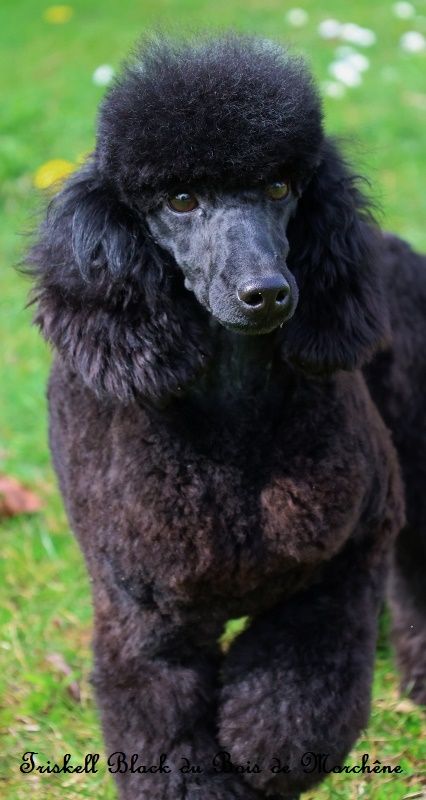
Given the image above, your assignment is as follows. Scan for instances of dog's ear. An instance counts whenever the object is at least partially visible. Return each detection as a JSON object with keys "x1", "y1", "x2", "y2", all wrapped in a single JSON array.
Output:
[
  {"x1": 27, "y1": 161, "x2": 210, "y2": 405},
  {"x1": 282, "y1": 139, "x2": 389, "y2": 373}
]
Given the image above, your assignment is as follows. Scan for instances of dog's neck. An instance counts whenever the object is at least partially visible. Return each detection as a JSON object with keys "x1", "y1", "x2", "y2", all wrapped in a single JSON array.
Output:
[{"x1": 186, "y1": 321, "x2": 293, "y2": 415}]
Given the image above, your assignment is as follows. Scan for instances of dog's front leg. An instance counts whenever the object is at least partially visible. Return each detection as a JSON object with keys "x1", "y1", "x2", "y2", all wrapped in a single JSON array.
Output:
[
  {"x1": 218, "y1": 542, "x2": 385, "y2": 799},
  {"x1": 90, "y1": 573, "x2": 262, "y2": 800}
]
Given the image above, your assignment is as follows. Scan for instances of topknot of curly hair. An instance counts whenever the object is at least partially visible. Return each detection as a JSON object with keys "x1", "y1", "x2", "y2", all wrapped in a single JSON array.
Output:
[{"x1": 95, "y1": 34, "x2": 324, "y2": 205}]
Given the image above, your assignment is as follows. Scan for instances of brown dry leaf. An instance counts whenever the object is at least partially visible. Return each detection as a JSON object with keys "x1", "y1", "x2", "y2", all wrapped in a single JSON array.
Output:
[
  {"x1": 394, "y1": 698, "x2": 419, "y2": 714},
  {"x1": 46, "y1": 652, "x2": 81, "y2": 703},
  {"x1": 16, "y1": 715, "x2": 40, "y2": 732},
  {"x1": 402, "y1": 793, "x2": 426, "y2": 800},
  {"x1": 0, "y1": 475, "x2": 43, "y2": 518}
]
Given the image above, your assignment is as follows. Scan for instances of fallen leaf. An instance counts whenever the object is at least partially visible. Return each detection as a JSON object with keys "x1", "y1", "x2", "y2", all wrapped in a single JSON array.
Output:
[
  {"x1": 0, "y1": 475, "x2": 43, "y2": 518},
  {"x1": 402, "y1": 793, "x2": 426, "y2": 799},
  {"x1": 394, "y1": 698, "x2": 419, "y2": 713},
  {"x1": 16, "y1": 715, "x2": 40, "y2": 732},
  {"x1": 46, "y1": 652, "x2": 81, "y2": 702}
]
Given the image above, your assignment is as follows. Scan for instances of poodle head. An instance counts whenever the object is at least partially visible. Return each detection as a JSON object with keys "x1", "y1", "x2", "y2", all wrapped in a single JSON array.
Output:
[{"x1": 27, "y1": 35, "x2": 389, "y2": 405}]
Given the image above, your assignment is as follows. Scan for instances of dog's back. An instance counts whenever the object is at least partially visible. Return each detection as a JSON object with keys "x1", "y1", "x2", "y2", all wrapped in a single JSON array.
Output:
[{"x1": 365, "y1": 234, "x2": 426, "y2": 704}]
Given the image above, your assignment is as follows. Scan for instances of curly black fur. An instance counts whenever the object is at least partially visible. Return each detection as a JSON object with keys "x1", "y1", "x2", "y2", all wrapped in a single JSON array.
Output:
[
  {"x1": 26, "y1": 34, "x2": 426, "y2": 800},
  {"x1": 96, "y1": 35, "x2": 323, "y2": 200}
]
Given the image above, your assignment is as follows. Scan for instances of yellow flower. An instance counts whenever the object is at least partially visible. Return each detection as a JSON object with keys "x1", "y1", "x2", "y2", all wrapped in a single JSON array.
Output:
[
  {"x1": 33, "y1": 159, "x2": 75, "y2": 190},
  {"x1": 76, "y1": 151, "x2": 90, "y2": 165},
  {"x1": 43, "y1": 5, "x2": 74, "y2": 24}
]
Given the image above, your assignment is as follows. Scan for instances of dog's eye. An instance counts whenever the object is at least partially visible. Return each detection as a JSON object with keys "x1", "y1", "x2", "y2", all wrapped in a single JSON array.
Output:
[
  {"x1": 265, "y1": 181, "x2": 290, "y2": 201},
  {"x1": 168, "y1": 192, "x2": 199, "y2": 213}
]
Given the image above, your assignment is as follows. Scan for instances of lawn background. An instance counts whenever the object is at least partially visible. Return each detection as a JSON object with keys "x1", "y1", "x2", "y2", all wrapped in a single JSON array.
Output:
[{"x1": 0, "y1": 1, "x2": 425, "y2": 798}]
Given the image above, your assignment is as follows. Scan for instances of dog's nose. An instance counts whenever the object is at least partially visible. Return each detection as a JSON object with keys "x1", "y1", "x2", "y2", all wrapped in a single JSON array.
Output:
[{"x1": 237, "y1": 275, "x2": 291, "y2": 314}]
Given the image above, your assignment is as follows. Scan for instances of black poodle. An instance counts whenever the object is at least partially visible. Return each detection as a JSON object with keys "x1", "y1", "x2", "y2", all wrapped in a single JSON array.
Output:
[{"x1": 27, "y1": 35, "x2": 426, "y2": 800}]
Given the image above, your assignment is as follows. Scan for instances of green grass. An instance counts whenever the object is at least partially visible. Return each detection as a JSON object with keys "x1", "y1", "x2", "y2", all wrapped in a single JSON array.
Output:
[{"x1": 1, "y1": 1, "x2": 425, "y2": 798}]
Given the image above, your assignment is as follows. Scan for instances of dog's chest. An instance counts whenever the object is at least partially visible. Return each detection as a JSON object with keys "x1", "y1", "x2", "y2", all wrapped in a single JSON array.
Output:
[
  {"x1": 51, "y1": 363, "x2": 363, "y2": 615},
  {"x1": 93, "y1": 394, "x2": 355, "y2": 614}
]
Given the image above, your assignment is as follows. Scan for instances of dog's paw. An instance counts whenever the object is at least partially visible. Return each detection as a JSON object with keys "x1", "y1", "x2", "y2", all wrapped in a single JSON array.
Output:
[{"x1": 183, "y1": 774, "x2": 261, "y2": 799}]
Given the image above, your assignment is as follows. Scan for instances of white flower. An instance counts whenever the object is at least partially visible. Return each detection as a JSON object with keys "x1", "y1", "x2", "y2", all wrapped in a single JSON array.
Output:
[
  {"x1": 318, "y1": 19, "x2": 341, "y2": 39},
  {"x1": 329, "y1": 60, "x2": 363, "y2": 87},
  {"x1": 335, "y1": 46, "x2": 369, "y2": 71},
  {"x1": 322, "y1": 80, "x2": 346, "y2": 98},
  {"x1": 400, "y1": 30, "x2": 426, "y2": 51},
  {"x1": 92, "y1": 64, "x2": 115, "y2": 86},
  {"x1": 347, "y1": 52, "x2": 370, "y2": 71},
  {"x1": 341, "y1": 23, "x2": 376, "y2": 46},
  {"x1": 393, "y1": 2, "x2": 415, "y2": 19},
  {"x1": 285, "y1": 8, "x2": 309, "y2": 27}
]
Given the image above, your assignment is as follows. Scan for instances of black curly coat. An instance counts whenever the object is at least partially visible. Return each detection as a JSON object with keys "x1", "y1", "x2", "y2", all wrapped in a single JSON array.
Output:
[{"x1": 27, "y1": 36, "x2": 425, "y2": 800}]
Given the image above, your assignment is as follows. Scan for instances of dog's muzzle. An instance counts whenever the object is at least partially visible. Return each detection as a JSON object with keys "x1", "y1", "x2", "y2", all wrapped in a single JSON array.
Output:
[{"x1": 211, "y1": 270, "x2": 298, "y2": 334}]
